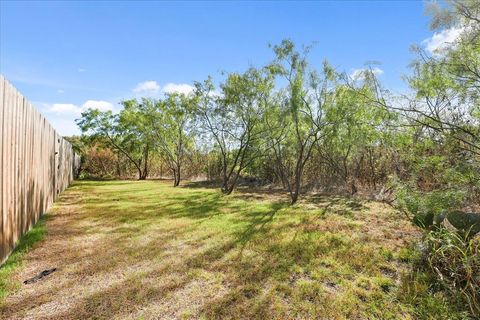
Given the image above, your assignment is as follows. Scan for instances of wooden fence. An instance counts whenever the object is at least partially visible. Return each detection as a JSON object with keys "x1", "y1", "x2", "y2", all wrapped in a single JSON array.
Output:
[{"x1": 0, "y1": 75, "x2": 80, "y2": 265}]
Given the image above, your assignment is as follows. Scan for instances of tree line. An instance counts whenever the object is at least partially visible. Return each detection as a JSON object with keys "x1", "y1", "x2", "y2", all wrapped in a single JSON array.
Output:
[
  {"x1": 73, "y1": 1, "x2": 479, "y2": 209},
  {"x1": 74, "y1": 41, "x2": 405, "y2": 205}
]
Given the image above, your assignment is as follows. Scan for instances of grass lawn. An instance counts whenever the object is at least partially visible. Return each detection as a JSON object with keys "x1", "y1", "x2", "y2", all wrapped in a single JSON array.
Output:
[{"x1": 0, "y1": 180, "x2": 463, "y2": 319}]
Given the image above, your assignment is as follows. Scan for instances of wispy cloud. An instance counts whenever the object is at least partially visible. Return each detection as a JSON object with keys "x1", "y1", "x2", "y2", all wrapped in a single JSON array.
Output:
[
  {"x1": 132, "y1": 81, "x2": 195, "y2": 97},
  {"x1": 133, "y1": 80, "x2": 160, "y2": 94},
  {"x1": 162, "y1": 83, "x2": 195, "y2": 95},
  {"x1": 349, "y1": 67, "x2": 383, "y2": 81},
  {"x1": 77, "y1": 68, "x2": 86, "y2": 73},
  {"x1": 57, "y1": 89, "x2": 65, "y2": 94},
  {"x1": 82, "y1": 100, "x2": 115, "y2": 112},
  {"x1": 423, "y1": 26, "x2": 464, "y2": 55}
]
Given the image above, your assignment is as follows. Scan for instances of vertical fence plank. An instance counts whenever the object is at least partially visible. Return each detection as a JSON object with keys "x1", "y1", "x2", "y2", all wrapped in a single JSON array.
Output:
[
  {"x1": 5, "y1": 80, "x2": 13, "y2": 256},
  {"x1": 22, "y1": 98, "x2": 29, "y2": 235},
  {"x1": 8, "y1": 80, "x2": 15, "y2": 255},
  {"x1": 1, "y1": 77, "x2": 7, "y2": 260},
  {"x1": 27, "y1": 102, "x2": 35, "y2": 232},
  {"x1": 0, "y1": 77, "x2": 79, "y2": 264},
  {"x1": 2, "y1": 77, "x2": 10, "y2": 261},
  {"x1": 10, "y1": 81, "x2": 17, "y2": 250},
  {"x1": 0, "y1": 76, "x2": 4, "y2": 260}
]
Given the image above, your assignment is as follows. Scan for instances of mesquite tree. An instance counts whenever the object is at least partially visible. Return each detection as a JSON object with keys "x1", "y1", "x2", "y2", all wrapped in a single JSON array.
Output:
[
  {"x1": 76, "y1": 102, "x2": 155, "y2": 180},
  {"x1": 265, "y1": 40, "x2": 335, "y2": 204},
  {"x1": 148, "y1": 94, "x2": 196, "y2": 187},
  {"x1": 318, "y1": 74, "x2": 394, "y2": 194},
  {"x1": 195, "y1": 69, "x2": 273, "y2": 194}
]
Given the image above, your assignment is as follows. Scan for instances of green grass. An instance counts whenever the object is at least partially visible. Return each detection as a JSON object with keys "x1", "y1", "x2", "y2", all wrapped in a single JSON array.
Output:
[
  {"x1": 0, "y1": 180, "x2": 466, "y2": 319},
  {"x1": 0, "y1": 215, "x2": 47, "y2": 301}
]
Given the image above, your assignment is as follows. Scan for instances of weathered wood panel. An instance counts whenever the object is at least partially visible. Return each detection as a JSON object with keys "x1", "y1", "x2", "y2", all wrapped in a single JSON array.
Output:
[{"x1": 0, "y1": 75, "x2": 79, "y2": 264}]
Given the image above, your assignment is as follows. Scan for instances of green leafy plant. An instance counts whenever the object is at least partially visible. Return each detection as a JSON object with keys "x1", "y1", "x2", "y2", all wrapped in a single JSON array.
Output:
[
  {"x1": 423, "y1": 229, "x2": 480, "y2": 317},
  {"x1": 394, "y1": 183, "x2": 465, "y2": 230}
]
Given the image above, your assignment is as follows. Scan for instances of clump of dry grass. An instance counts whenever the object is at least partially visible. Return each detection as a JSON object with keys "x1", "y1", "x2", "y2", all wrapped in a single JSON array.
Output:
[{"x1": 0, "y1": 180, "x2": 463, "y2": 319}]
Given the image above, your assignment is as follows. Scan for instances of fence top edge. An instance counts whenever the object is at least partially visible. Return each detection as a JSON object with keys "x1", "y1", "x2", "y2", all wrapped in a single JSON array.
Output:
[{"x1": 1, "y1": 75, "x2": 74, "y2": 143}]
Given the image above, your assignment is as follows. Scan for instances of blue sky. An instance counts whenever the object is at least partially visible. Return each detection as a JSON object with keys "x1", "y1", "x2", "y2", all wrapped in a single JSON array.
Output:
[{"x1": 1, "y1": 1, "x2": 444, "y2": 135}]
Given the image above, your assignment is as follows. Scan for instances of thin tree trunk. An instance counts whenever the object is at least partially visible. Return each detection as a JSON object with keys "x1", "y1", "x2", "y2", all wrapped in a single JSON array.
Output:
[
  {"x1": 138, "y1": 167, "x2": 146, "y2": 180},
  {"x1": 221, "y1": 181, "x2": 230, "y2": 194},
  {"x1": 142, "y1": 146, "x2": 149, "y2": 180},
  {"x1": 290, "y1": 170, "x2": 302, "y2": 204},
  {"x1": 174, "y1": 163, "x2": 181, "y2": 187},
  {"x1": 172, "y1": 168, "x2": 177, "y2": 186},
  {"x1": 291, "y1": 183, "x2": 299, "y2": 204}
]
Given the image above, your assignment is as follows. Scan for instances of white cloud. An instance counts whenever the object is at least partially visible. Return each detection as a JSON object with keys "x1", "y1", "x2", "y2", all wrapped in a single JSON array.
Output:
[
  {"x1": 40, "y1": 100, "x2": 116, "y2": 137},
  {"x1": 45, "y1": 100, "x2": 115, "y2": 116},
  {"x1": 423, "y1": 26, "x2": 464, "y2": 55},
  {"x1": 162, "y1": 83, "x2": 195, "y2": 95},
  {"x1": 82, "y1": 100, "x2": 114, "y2": 112},
  {"x1": 349, "y1": 67, "x2": 384, "y2": 81},
  {"x1": 77, "y1": 68, "x2": 86, "y2": 73},
  {"x1": 47, "y1": 103, "x2": 82, "y2": 115},
  {"x1": 133, "y1": 80, "x2": 160, "y2": 94},
  {"x1": 57, "y1": 89, "x2": 65, "y2": 94},
  {"x1": 132, "y1": 81, "x2": 195, "y2": 97}
]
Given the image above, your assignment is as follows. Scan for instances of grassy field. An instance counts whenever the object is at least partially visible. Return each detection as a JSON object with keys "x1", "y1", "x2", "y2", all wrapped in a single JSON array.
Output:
[{"x1": 0, "y1": 180, "x2": 463, "y2": 319}]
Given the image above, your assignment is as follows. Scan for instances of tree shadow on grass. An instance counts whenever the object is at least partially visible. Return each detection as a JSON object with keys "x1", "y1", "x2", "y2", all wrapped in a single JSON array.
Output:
[
  {"x1": 1, "y1": 180, "x2": 410, "y2": 319},
  {"x1": 181, "y1": 180, "x2": 221, "y2": 190},
  {"x1": 183, "y1": 181, "x2": 368, "y2": 214},
  {"x1": 304, "y1": 193, "x2": 367, "y2": 209},
  {"x1": 45, "y1": 220, "x2": 312, "y2": 319},
  {"x1": 232, "y1": 201, "x2": 287, "y2": 256},
  {"x1": 4, "y1": 187, "x2": 300, "y2": 319}
]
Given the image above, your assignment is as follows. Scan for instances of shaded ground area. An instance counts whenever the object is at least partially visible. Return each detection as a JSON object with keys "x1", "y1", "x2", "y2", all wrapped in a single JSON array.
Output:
[{"x1": 0, "y1": 180, "x2": 455, "y2": 319}]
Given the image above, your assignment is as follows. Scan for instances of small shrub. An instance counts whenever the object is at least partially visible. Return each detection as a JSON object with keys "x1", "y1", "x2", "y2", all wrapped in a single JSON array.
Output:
[
  {"x1": 394, "y1": 184, "x2": 465, "y2": 230},
  {"x1": 394, "y1": 184, "x2": 479, "y2": 317}
]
